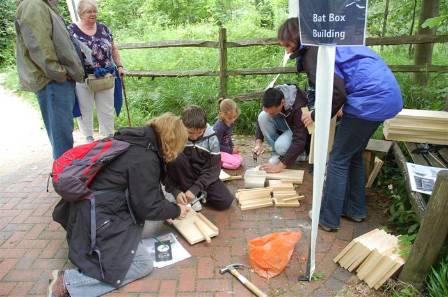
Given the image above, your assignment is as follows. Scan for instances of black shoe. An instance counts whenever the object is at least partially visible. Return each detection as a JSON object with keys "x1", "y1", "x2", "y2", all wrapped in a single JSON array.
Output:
[
  {"x1": 318, "y1": 223, "x2": 338, "y2": 232},
  {"x1": 341, "y1": 214, "x2": 365, "y2": 223}
]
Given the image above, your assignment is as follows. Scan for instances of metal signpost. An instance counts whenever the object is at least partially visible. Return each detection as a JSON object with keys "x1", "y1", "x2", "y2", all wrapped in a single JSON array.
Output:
[{"x1": 297, "y1": 0, "x2": 368, "y2": 281}]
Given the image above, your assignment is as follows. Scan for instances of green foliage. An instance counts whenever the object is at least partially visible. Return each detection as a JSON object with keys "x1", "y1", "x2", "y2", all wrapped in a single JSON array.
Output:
[
  {"x1": 377, "y1": 158, "x2": 420, "y2": 236},
  {"x1": 310, "y1": 272, "x2": 324, "y2": 281},
  {"x1": 427, "y1": 255, "x2": 448, "y2": 297},
  {"x1": 0, "y1": 0, "x2": 16, "y2": 67},
  {"x1": 422, "y1": 15, "x2": 448, "y2": 28},
  {"x1": 398, "y1": 234, "x2": 417, "y2": 259}
]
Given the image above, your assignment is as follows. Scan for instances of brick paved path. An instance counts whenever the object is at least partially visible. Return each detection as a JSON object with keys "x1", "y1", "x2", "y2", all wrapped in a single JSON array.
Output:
[{"x1": 0, "y1": 86, "x2": 386, "y2": 296}]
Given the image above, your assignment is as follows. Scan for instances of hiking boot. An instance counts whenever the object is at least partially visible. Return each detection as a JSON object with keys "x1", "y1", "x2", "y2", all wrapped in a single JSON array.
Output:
[{"x1": 48, "y1": 270, "x2": 69, "y2": 297}]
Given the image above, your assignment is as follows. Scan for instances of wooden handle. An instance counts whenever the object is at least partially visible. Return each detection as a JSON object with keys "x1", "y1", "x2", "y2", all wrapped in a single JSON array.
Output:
[
  {"x1": 194, "y1": 220, "x2": 211, "y2": 243},
  {"x1": 230, "y1": 269, "x2": 267, "y2": 297}
]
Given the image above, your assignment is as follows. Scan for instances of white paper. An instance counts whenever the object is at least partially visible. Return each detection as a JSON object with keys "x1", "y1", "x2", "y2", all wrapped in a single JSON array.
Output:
[
  {"x1": 406, "y1": 162, "x2": 445, "y2": 195},
  {"x1": 143, "y1": 233, "x2": 191, "y2": 268}
]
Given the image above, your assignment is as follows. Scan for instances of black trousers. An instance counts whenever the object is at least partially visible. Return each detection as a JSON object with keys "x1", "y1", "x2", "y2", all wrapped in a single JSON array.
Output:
[{"x1": 167, "y1": 155, "x2": 234, "y2": 210}]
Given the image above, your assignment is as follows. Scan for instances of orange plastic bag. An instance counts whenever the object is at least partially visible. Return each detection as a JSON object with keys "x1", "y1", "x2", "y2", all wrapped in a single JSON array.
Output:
[{"x1": 248, "y1": 231, "x2": 301, "y2": 279}]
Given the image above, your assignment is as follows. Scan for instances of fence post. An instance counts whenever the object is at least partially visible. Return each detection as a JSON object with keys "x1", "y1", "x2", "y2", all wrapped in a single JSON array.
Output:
[
  {"x1": 218, "y1": 26, "x2": 228, "y2": 98},
  {"x1": 399, "y1": 170, "x2": 448, "y2": 290}
]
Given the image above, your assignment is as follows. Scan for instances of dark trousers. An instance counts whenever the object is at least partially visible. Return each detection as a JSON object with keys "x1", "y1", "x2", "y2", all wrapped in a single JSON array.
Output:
[
  {"x1": 319, "y1": 115, "x2": 381, "y2": 229},
  {"x1": 167, "y1": 154, "x2": 234, "y2": 210}
]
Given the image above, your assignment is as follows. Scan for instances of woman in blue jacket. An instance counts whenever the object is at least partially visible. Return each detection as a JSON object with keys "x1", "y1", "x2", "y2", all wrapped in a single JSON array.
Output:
[{"x1": 278, "y1": 18, "x2": 403, "y2": 231}]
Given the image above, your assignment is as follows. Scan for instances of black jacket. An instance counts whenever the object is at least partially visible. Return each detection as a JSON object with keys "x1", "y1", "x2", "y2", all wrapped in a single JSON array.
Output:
[
  {"x1": 52, "y1": 126, "x2": 180, "y2": 287},
  {"x1": 256, "y1": 85, "x2": 309, "y2": 166}
]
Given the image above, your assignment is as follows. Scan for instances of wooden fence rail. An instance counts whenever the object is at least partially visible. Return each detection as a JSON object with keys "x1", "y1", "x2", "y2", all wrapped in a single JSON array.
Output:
[{"x1": 119, "y1": 28, "x2": 448, "y2": 99}]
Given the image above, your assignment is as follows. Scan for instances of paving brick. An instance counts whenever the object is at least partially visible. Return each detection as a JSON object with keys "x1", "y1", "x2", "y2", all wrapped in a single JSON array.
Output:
[
  {"x1": 16, "y1": 239, "x2": 49, "y2": 249},
  {"x1": 178, "y1": 267, "x2": 196, "y2": 291},
  {"x1": 9, "y1": 282, "x2": 37, "y2": 297},
  {"x1": 14, "y1": 249, "x2": 41, "y2": 269},
  {"x1": 25, "y1": 223, "x2": 47, "y2": 240},
  {"x1": 196, "y1": 279, "x2": 231, "y2": 292},
  {"x1": 0, "y1": 282, "x2": 15, "y2": 295},
  {"x1": 3, "y1": 269, "x2": 47, "y2": 282},
  {"x1": 0, "y1": 258, "x2": 18, "y2": 280},
  {"x1": 197, "y1": 257, "x2": 214, "y2": 279},
  {"x1": 159, "y1": 279, "x2": 177, "y2": 297},
  {"x1": 2, "y1": 223, "x2": 33, "y2": 232},
  {"x1": 0, "y1": 248, "x2": 27, "y2": 259},
  {"x1": 0, "y1": 231, "x2": 26, "y2": 248},
  {"x1": 121, "y1": 278, "x2": 160, "y2": 293}
]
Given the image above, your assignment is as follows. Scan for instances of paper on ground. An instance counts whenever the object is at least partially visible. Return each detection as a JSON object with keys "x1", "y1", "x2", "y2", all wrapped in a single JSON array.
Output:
[
  {"x1": 143, "y1": 232, "x2": 191, "y2": 268},
  {"x1": 406, "y1": 162, "x2": 445, "y2": 195}
]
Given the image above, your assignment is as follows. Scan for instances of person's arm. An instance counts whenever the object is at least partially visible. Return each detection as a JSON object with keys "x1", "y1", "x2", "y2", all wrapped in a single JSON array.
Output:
[
  {"x1": 16, "y1": 1, "x2": 67, "y2": 82},
  {"x1": 112, "y1": 42, "x2": 125, "y2": 77},
  {"x1": 279, "y1": 105, "x2": 308, "y2": 167},
  {"x1": 128, "y1": 157, "x2": 180, "y2": 221},
  {"x1": 188, "y1": 136, "x2": 221, "y2": 196},
  {"x1": 162, "y1": 173, "x2": 183, "y2": 201},
  {"x1": 302, "y1": 48, "x2": 347, "y2": 120}
]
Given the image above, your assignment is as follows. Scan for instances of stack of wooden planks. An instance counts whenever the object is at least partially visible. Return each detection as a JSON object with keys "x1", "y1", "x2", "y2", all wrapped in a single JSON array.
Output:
[
  {"x1": 269, "y1": 180, "x2": 303, "y2": 207},
  {"x1": 384, "y1": 109, "x2": 448, "y2": 145},
  {"x1": 334, "y1": 229, "x2": 405, "y2": 290},
  {"x1": 235, "y1": 181, "x2": 304, "y2": 210},
  {"x1": 235, "y1": 188, "x2": 273, "y2": 210}
]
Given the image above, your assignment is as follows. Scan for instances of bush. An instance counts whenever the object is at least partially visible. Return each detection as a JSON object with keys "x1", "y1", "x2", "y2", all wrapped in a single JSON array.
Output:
[
  {"x1": 427, "y1": 255, "x2": 448, "y2": 297},
  {"x1": 0, "y1": 0, "x2": 16, "y2": 67}
]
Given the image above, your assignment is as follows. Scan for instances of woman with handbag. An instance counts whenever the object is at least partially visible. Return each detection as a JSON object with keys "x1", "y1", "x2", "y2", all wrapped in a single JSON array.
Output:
[{"x1": 68, "y1": 0, "x2": 125, "y2": 142}]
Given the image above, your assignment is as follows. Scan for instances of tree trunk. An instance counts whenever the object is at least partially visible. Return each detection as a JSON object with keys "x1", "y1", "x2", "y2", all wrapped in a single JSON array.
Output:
[
  {"x1": 408, "y1": 0, "x2": 418, "y2": 57},
  {"x1": 381, "y1": 0, "x2": 390, "y2": 51},
  {"x1": 414, "y1": 0, "x2": 440, "y2": 85}
]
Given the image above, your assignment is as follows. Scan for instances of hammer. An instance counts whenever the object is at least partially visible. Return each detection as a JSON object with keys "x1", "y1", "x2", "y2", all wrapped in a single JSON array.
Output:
[{"x1": 219, "y1": 264, "x2": 267, "y2": 297}]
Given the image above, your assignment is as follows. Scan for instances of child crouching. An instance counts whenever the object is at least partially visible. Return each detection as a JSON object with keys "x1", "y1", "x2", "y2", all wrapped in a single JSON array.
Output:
[{"x1": 164, "y1": 105, "x2": 234, "y2": 210}]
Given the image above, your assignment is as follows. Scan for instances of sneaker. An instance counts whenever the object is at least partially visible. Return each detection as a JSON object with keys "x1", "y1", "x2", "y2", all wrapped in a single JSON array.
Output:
[
  {"x1": 86, "y1": 136, "x2": 94, "y2": 143},
  {"x1": 191, "y1": 201, "x2": 202, "y2": 212},
  {"x1": 318, "y1": 224, "x2": 338, "y2": 232},
  {"x1": 48, "y1": 270, "x2": 69, "y2": 297},
  {"x1": 308, "y1": 210, "x2": 313, "y2": 220}
]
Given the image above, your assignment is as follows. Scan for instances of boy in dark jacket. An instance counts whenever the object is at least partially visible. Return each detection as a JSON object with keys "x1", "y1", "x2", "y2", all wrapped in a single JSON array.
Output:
[
  {"x1": 165, "y1": 106, "x2": 234, "y2": 211},
  {"x1": 253, "y1": 84, "x2": 309, "y2": 173}
]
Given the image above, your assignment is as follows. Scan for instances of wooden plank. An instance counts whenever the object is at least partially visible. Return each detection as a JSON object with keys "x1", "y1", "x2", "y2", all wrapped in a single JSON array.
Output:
[
  {"x1": 365, "y1": 139, "x2": 393, "y2": 155},
  {"x1": 392, "y1": 109, "x2": 448, "y2": 121},
  {"x1": 273, "y1": 198, "x2": 300, "y2": 207},
  {"x1": 308, "y1": 116, "x2": 336, "y2": 164},
  {"x1": 399, "y1": 170, "x2": 448, "y2": 290},
  {"x1": 334, "y1": 229, "x2": 381, "y2": 263},
  {"x1": 126, "y1": 69, "x2": 219, "y2": 77},
  {"x1": 118, "y1": 40, "x2": 219, "y2": 49},
  {"x1": 117, "y1": 34, "x2": 448, "y2": 50},
  {"x1": 366, "y1": 157, "x2": 384, "y2": 188},
  {"x1": 265, "y1": 169, "x2": 304, "y2": 184},
  {"x1": 392, "y1": 143, "x2": 426, "y2": 220},
  {"x1": 172, "y1": 210, "x2": 219, "y2": 245},
  {"x1": 240, "y1": 200, "x2": 273, "y2": 210},
  {"x1": 404, "y1": 142, "x2": 441, "y2": 167}
]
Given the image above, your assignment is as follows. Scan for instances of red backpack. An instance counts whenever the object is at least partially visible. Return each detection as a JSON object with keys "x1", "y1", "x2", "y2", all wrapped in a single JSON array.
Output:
[{"x1": 51, "y1": 138, "x2": 130, "y2": 202}]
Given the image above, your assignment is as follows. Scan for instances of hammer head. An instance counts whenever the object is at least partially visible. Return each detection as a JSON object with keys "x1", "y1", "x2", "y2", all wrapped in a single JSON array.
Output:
[{"x1": 219, "y1": 263, "x2": 244, "y2": 274}]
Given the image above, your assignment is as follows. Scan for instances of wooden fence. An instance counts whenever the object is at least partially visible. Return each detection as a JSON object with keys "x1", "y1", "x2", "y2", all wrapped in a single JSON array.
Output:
[{"x1": 118, "y1": 27, "x2": 448, "y2": 99}]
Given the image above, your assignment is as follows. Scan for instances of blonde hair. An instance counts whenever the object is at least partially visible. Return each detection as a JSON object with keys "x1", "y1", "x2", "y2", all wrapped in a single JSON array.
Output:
[
  {"x1": 218, "y1": 98, "x2": 240, "y2": 121},
  {"x1": 77, "y1": 0, "x2": 97, "y2": 16},
  {"x1": 148, "y1": 113, "x2": 188, "y2": 163}
]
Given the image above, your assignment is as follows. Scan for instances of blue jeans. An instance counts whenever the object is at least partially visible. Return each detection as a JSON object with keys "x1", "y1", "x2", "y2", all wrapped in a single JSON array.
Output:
[
  {"x1": 36, "y1": 80, "x2": 76, "y2": 159},
  {"x1": 257, "y1": 111, "x2": 292, "y2": 160},
  {"x1": 64, "y1": 242, "x2": 153, "y2": 297},
  {"x1": 319, "y1": 116, "x2": 381, "y2": 229}
]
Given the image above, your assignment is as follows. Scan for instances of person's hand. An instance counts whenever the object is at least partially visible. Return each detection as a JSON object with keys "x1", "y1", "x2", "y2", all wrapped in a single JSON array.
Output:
[
  {"x1": 177, "y1": 204, "x2": 190, "y2": 219},
  {"x1": 176, "y1": 192, "x2": 188, "y2": 205},
  {"x1": 336, "y1": 109, "x2": 343, "y2": 118},
  {"x1": 260, "y1": 162, "x2": 286, "y2": 173},
  {"x1": 301, "y1": 111, "x2": 314, "y2": 127},
  {"x1": 232, "y1": 146, "x2": 239, "y2": 154},
  {"x1": 252, "y1": 139, "x2": 264, "y2": 157},
  {"x1": 166, "y1": 219, "x2": 174, "y2": 225},
  {"x1": 185, "y1": 190, "x2": 195, "y2": 202},
  {"x1": 117, "y1": 66, "x2": 125, "y2": 77}
]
